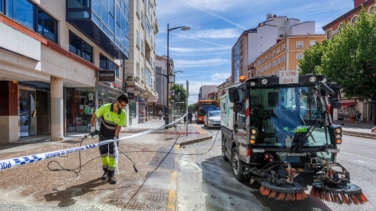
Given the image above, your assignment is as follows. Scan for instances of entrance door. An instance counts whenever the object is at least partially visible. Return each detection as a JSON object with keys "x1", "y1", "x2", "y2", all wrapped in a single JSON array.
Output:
[{"x1": 19, "y1": 88, "x2": 36, "y2": 137}]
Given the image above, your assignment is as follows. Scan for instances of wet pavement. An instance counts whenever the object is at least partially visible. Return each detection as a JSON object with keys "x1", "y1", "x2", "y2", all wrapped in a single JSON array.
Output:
[{"x1": 0, "y1": 118, "x2": 374, "y2": 210}]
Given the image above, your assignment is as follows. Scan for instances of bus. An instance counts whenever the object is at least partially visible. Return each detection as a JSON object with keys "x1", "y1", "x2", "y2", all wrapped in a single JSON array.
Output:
[{"x1": 196, "y1": 99, "x2": 218, "y2": 123}]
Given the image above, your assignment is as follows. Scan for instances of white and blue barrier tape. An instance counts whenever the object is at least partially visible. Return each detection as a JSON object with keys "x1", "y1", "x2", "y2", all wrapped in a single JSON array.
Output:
[{"x1": 0, "y1": 114, "x2": 187, "y2": 171}]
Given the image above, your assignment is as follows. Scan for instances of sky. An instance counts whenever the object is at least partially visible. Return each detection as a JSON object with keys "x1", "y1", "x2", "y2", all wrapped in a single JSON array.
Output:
[{"x1": 155, "y1": 0, "x2": 354, "y2": 105}]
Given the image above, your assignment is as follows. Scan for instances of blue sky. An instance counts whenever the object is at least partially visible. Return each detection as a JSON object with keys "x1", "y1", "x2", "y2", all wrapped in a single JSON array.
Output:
[{"x1": 155, "y1": 0, "x2": 354, "y2": 105}]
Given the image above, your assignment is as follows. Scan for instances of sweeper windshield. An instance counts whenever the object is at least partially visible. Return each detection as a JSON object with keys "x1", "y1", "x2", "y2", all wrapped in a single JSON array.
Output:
[{"x1": 249, "y1": 85, "x2": 331, "y2": 152}]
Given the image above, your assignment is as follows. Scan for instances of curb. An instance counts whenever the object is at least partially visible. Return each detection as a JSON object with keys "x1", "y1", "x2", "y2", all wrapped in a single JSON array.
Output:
[
  {"x1": 342, "y1": 130, "x2": 376, "y2": 139},
  {"x1": 178, "y1": 134, "x2": 213, "y2": 146}
]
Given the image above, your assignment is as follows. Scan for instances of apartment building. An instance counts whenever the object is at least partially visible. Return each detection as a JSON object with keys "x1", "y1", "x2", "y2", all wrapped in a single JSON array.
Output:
[
  {"x1": 254, "y1": 34, "x2": 325, "y2": 76},
  {"x1": 322, "y1": 0, "x2": 376, "y2": 122},
  {"x1": 155, "y1": 55, "x2": 168, "y2": 116},
  {"x1": 231, "y1": 13, "x2": 316, "y2": 83},
  {"x1": 125, "y1": 0, "x2": 158, "y2": 124},
  {"x1": 0, "y1": 0, "x2": 143, "y2": 144},
  {"x1": 199, "y1": 85, "x2": 218, "y2": 100},
  {"x1": 323, "y1": 0, "x2": 375, "y2": 39}
]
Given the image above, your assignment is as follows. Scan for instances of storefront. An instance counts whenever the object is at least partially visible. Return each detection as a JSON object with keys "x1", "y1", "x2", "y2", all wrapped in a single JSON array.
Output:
[
  {"x1": 65, "y1": 83, "x2": 123, "y2": 133},
  {"x1": 18, "y1": 82, "x2": 50, "y2": 138},
  {"x1": 65, "y1": 88, "x2": 96, "y2": 132},
  {"x1": 338, "y1": 99, "x2": 356, "y2": 121}
]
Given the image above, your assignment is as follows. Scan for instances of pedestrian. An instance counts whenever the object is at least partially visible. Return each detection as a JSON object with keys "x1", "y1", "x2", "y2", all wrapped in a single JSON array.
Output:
[
  {"x1": 188, "y1": 110, "x2": 193, "y2": 124},
  {"x1": 90, "y1": 94, "x2": 128, "y2": 184},
  {"x1": 355, "y1": 110, "x2": 361, "y2": 123},
  {"x1": 158, "y1": 110, "x2": 163, "y2": 120}
]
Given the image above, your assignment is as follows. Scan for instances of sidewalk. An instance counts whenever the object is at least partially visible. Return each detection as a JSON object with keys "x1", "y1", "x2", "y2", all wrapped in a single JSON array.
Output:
[
  {"x1": 0, "y1": 118, "x2": 208, "y2": 210},
  {"x1": 123, "y1": 118, "x2": 213, "y2": 146},
  {"x1": 334, "y1": 119, "x2": 376, "y2": 138}
]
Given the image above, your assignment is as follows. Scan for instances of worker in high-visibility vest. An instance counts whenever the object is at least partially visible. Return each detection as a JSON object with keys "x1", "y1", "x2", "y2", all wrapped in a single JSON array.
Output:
[{"x1": 90, "y1": 94, "x2": 128, "y2": 184}]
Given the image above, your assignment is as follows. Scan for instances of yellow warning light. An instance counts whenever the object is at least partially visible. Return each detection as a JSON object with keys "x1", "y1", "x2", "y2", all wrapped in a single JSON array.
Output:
[{"x1": 239, "y1": 75, "x2": 246, "y2": 82}]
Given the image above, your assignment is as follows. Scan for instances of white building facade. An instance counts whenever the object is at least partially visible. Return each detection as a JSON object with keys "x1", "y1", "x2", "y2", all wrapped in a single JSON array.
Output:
[{"x1": 0, "y1": 0, "x2": 134, "y2": 143}]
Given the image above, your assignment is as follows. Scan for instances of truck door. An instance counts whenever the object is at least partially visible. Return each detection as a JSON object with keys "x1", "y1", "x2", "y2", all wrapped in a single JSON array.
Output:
[{"x1": 234, "y1": 90, "x2": 248, "y2": 162}]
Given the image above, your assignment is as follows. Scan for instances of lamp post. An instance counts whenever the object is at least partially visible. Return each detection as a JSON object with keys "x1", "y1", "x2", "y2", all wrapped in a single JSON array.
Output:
[{"x1": 165, "y1": 23, "x2": 190, "y2": 129}]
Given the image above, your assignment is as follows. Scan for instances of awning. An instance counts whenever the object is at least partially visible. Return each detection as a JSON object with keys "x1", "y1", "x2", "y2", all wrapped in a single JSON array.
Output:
[{"x1": 340, "y1": 101, "x2": 355, "y2": 108}]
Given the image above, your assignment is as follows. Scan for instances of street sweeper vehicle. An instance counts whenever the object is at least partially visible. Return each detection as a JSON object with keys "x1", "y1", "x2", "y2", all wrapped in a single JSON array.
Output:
[{"x1": 220, "y1": 72, "x2": 368, "y2": 204}]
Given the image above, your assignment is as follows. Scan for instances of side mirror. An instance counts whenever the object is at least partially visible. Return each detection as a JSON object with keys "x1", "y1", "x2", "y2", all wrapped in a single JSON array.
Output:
[
  {"x1": 229, "y1": 87, "x2": 239, "y2": 102},
  {"x1": 330, "y1": 98, "x2": 341, "y2": 109}
]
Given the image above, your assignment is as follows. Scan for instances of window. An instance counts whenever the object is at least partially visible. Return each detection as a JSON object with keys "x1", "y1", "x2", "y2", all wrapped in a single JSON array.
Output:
[
  {"x1": 310, "y1": 40, "x2": 316, "y2": 47},
  {"x1": 136, "y1": 30, "x2": 140, "y2": 49},
  {"x1": 296, "y1": 41, "x2": 303, "y2": 48},
  {"x1": 7, "y1": 0, "x2": 33, "y2": 29},
  {"x1": 351, "y1": 16, "x2": 358, "y2": 24},
  {"x1": 296, "y1": 53, "x2": 303, "y2": 60},
  {"x1": 369, "y1": 6, "x2": 375, "y2": 14},
  {"x1": 136, "y1": 0, "x2": 140, "y2": 17},
  {"x1": 100, "y1": 54, "x2": 119, "y2": 77},
  {"x1": 36, "y1": 8, "x2": 58, "y2": 42},
  {"x1": 338, "y1": 23, "x2": 344, "y2": 31},
  {"x1": 69, "y1": 31, "x2": 93, "y2": 62},
  {"x1": 0, "y1": 0, "x2": 4, "y2": 14},
  {"x1": 282, "y1": 55, "x2": 285, "y2": 62},
  {"x1": 4, "y1": 1, "x2": 58, "y2": 43}
]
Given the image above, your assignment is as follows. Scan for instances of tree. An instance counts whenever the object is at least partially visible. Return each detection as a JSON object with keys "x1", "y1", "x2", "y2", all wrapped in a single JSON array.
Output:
[
  {"x1": 299, "y1": 8, "x2": 376, "y2": 123},
  {"x1": 170, "y1": 84, "x2": 187, "y2": 114},
  {"x1": 321, "y1": 9, "x2": 376, "y2": 100},
  {"x1": 299, "y1": 40, "x2": 328, "y2": 75}
]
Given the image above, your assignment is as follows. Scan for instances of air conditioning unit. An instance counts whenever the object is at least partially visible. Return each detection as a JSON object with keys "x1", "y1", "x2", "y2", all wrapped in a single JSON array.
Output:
[{"x1": 127, "y1": 73, "x2": 134, "y2": 78}]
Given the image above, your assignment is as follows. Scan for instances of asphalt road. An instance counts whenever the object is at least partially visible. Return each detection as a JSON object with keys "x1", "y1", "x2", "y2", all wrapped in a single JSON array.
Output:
[
  {"x1": 1, "y1": 121, "x2": 375, "y2": 211},
  {"x1": 176, "y1": 126, "x2": 376, "y2": 211}
]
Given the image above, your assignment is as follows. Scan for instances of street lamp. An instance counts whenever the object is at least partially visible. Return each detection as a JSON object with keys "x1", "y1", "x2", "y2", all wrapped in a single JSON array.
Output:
[{"x1": 165, "y1": 23, "x2": 190, "y2": 129}]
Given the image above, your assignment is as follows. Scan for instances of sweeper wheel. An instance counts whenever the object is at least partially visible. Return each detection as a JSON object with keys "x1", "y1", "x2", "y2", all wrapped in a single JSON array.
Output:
[
  {"x1": 260, "y1": 181, "x2": 307, "y2": 201},
  {"x1": 310, "y1": 182, "x2": 368, "y2": 205}
]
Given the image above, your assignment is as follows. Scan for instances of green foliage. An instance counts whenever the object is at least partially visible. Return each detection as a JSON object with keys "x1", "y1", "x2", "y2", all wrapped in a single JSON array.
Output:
[
  {"x1": 170, "y1": 84, "x2": 187, "y2": 107},
  {"x1": 299, "y1": 40, "x2": 328, "y2": 75},
  {"x1": 299, "y1": 8, "x2": 376, "y2": 100}
]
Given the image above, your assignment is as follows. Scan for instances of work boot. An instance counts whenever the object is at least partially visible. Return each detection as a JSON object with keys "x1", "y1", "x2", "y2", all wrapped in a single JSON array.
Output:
[
  {"x1": 108, "y1": 176, "x2": 116, "y2": 184},
  {"x1": 101, "y1": 170, "x2": 108, "y2": 180}
]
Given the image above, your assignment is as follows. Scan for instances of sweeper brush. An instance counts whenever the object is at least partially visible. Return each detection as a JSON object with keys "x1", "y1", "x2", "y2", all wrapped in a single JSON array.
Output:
[
  {"x1": 309, "y1": 161, "x2": 368, "y2": 205},
  {"x1": 310, "y1": 182, "x2": 368, "y2": 205},
  {"x1": 260, "y1": 181, "x2": 308, "y2": 201}
]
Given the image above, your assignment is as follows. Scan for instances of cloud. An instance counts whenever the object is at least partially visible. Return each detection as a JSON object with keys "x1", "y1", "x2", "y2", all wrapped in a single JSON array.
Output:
[
  {"x1": 187, "y1": 28, "x2": 240, "y2": 39},
  {"x1": 175, "y1": 58, "x2": 229, "y2": 68},
  {"x1": 170, "y1": 46, "x2": 231, "y2": 53}
]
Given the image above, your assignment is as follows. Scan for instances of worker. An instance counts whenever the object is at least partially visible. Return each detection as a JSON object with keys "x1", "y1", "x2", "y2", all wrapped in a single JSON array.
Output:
[{"x1": 90, "y1": 94, "x2": 128, "y2": 184}]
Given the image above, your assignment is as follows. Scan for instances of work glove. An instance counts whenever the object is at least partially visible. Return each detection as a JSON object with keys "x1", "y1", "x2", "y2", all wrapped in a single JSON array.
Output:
[
  {"x1": 114, "y1": 136, "x2": 119, "y2": 145},
  {"x1": 89, "y1": 126, "x2": 97, "y2": 137}
]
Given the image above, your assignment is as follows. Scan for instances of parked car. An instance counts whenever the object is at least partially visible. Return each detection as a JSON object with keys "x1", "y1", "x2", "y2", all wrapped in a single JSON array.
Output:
[{"x1": 204, "y1": 109, "x2": 221, "y2": 129}]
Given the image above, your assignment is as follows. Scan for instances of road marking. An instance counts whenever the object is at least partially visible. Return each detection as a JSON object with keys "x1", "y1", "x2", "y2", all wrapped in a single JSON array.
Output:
[
  {"x1": 192, "y1": 124, "x2": 206, "y2": 134},
  {"x1": 340, "y1": 151, "x2": 376, "y2": 162},
  {"x1": 167, "y1": 145, "x2": 180, "y2": 210}
]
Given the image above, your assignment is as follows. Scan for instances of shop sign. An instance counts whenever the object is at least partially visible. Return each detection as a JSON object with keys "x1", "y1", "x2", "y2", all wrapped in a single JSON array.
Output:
[
  {"x1": 98, "y1": 70, "x2": 115, "y2": 82},
  {"x1": 148, "y1": 96, "x2": 157, "y2": 102}
]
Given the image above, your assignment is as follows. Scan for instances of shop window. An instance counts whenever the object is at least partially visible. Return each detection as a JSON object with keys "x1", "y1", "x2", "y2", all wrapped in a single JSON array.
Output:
[{"x1": 66, "y1": 88, "x2": 95, "y2": 132}]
